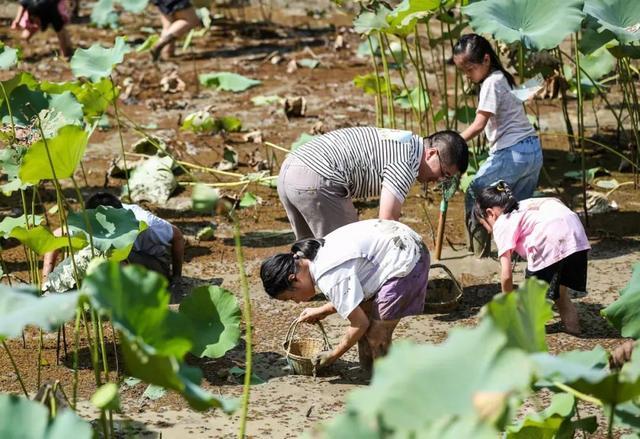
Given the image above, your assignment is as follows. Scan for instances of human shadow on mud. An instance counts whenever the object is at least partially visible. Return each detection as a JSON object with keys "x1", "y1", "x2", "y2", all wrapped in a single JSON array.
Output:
[
  {"x1": 432, "y1": 282, "x2": 501, "y2": 322},
  {"x1": 170, "y1": 275, "x2": 223, "y2": 304},
  {"x1": 222, "y1": 230, "x2": 295, "y2": 248},
  {"x1": 588, "y1": 233, "x2": 640, "y2": 261},
  {"x1": 547, "y1": 302, "x2": 621, "y2": 340},
  {"x1": 195, "y1": 347, "x2": 290, "y2": 386}
]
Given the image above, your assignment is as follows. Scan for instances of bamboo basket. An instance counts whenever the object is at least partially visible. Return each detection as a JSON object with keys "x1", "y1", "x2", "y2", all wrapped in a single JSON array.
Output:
[
  {"x1": 424, "y1": 263, "x2": 464, "y2": 313},
  {"x1": 282, "y1": 319, "x2": 331, "y2": 376}
]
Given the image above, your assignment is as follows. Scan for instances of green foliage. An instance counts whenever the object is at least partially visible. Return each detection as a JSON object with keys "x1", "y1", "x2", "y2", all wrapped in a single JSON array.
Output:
[
  {"x1": 0, "y1": 394, "x2": 92, "y2": 439},
  {"x1": 602, "y1": 263, "x2": 640, "y2": 339},
  {"x1": 395, "y1": 86, "x2": 430, "y2": 112},
  {"x1": 67, "y1": 206, "x2": 147, "y2": 258},
  {"x1": 387, "y1": 0, "x2": 439, "y2": 36},
  {"x1": 179, "y1": 286, "x2": 241, "y2": 359},
  {"x1": 136, "y1": 34, "x2": 159, "y2": 53},
  {"x1": 250, "y1": 95, "x2": 282, "y2": 106},
  {"x1": 0, "y1": 44, "x2": 19, "y2": 70},
  {"x1": 10, "y1": 226, "x2": 86, "y2": 255},
  {"x1": 291, "y1": 133, "x2": 317, "y2": 151},
  {"x1": 41, "y1": 79, "x2": 115, "y2": 121},
  {"x1": 0, "y1": 146, "x2": 28, "y2": 195},
  {"x1": 463, "y1": 0, "x2": 585, "y2": 50},
  {"x1": 191, "y1": 184, "x2": 220, "y2": 213},
  {"x1": 455, "y1": 105, "x2": 477, "y2": 124},
  {"x1": 198, "y1": 72, "x2": 261, "y2": 92},
  {"x1": 579, "y1": 46, "x2": 617, "y2": 81},
  {"x1": 564, "y1": 166, "x2": 610, "y2": 182},
  {"x1": 0, "y1": 285, "x2": 81, "y2": 341},
  {"x1": 19, "y1": 125, "x2": 89, "y2": 184},
  {"x1": 70, "y1": 37, "x2": 131, "y2": 82},
  {"x1": 91, "y1": 0, "x2": 119, "y2": 28},
  {"x1": 353, "y1": 73, "x2": 398, "y2": 95},
  {"x1": 91, "y1": 383, "x2": 121, "y2": 411},
  {"x1": 484, "y1": 278, "x2": 553, "y2": 353},
  {"x1": 82, "y1": 261, "x2": 237, "y2": 412},
  {"x1": 353, "y1": 5, "x2": 391, "y2": 35},
  {"x1": 584, "y1": 0, "x2": 640, "y2": 45},
  {"x1": 0, "y1": 214, "x2": 43, "y2": 239},
  {"x1": 239, "y1": 192, "x2": 260, "y2": 208}
]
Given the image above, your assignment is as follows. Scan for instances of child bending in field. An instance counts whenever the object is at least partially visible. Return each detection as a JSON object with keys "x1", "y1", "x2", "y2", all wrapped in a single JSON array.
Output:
[
  {"x1": 474, "y1": 181, "x2": 589, "y2": 335},
  {"x1": 260, "y1": 219, "x2": 430, "y2": 373},
  {"x1": 11, "y1": 0, "x2": 73, "y2": 58},
  {"x1": 453, "y1": 34, "x2": 542, "y2": 257},
  {"x1": 150, "y1": 0, "x2": 200, "y2": 61}
]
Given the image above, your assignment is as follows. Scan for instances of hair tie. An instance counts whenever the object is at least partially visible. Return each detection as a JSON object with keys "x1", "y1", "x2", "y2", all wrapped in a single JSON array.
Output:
[{"x1": 292, "y1": 251, "x2": 304, "y2": 260}]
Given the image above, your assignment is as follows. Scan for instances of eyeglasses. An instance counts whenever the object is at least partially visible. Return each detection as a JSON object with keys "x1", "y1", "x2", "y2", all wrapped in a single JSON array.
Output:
[{"x1": 435, "y1": 150, "x2": 454, "y2": 181}]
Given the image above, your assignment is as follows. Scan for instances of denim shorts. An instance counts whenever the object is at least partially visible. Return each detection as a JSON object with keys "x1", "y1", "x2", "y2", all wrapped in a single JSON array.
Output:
[{"x1": 465, "y1": 136, "x2": 543, "y2": 215}]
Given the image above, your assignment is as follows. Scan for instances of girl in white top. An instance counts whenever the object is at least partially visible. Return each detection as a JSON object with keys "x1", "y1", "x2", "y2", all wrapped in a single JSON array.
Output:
[
  {"x1": 260, "y1": 219, "x2": 430, "y2": 373},
  {"x1": 453, "y1": 34, "x2": 543, "y2": 257}
]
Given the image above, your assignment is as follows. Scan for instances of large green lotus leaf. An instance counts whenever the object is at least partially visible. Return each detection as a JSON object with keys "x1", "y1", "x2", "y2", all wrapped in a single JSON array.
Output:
[
  {"x1": 0, "y1": 394, "x2": 92, "y2": 439},
  {"x1": 0, "y1": 214, "x2": 43, "y2": 238},
  {"x1": 0, "y1": 285, "x2": 81, "y2": 341},
  {"x1": 83, "y1": 261, "x2": 191, "y2": 356},
  {"x1": 198, "y1": 72, "x2": 261, "y2": 92},
  {"x1": 602, "y1": 263, "x2": 640, "y2": 339},
  {"x1": 353, "y1": 6, "x2": 391, "y2": 35},
  {"x1": 10, "y1": 226, "x2": 87, "y2": 255},
  {"x1": 0, "y1": 146, "x2": 29, "y2": 195},
  {"x1": 48, "y1": 91, "x2": 84, "y2": 123},
  {"x1": 584, "y1": 0, "x2": 640, "y2": 45},
  {"x1": 0, "y1": 44, "x2": 19, "y2": 70},
  {"x1": 484, "y1": 278, "x2": 553, "y2": 353},
  {"x1": 0, "y1": 72, "x2": 39, "y2": 105},
  {"x1": 179, "y1": 286, "x2": 241, "y2": 359},
  {"x1": 67, "y1": 206, "x2": 145, "y2": 254},
  {"x1": 463, "y1": 0, "x2": 585, "y2": 50},
  {"x1": 580, "y1": 18, "x2": 617, "y2": 55},
  {"x1": 579, "y1": 46, "x2": 616, "y2": 82},
  {"x1": 0, "y1": 84, "x2": 48, "y2": 126},
  {"x1": 387, "y1": 0, "x2": 439, "y2": 36},
  {"x1": 20, "y1": 125, "x2": 89, "y2": 184},
  {"x1": 91, "y1": 0, "x2": 119, "y2": 28},
  {"x1": 41, "y1": 79, "x2": 115, "y2": 120},
  {"x1": 70, "y1": 37, "x2": 130, "y2": 82},
  {"x1": 346, "y1": 320, "x2": 533, "y2": 433},
  {"x1": 506, "y1": 392, "x2": 597, "y2": 438}
]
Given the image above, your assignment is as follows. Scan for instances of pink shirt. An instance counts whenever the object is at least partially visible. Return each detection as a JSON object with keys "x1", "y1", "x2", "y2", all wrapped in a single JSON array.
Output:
[{"x1": 493, "y1": 198, "x2": 590, "y2": 271}]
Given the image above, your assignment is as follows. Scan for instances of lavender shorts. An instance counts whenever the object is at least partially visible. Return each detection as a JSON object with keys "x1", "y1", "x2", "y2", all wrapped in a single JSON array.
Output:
[{"x1": 371, "y1": 247, "x2": 430, "y2": 321}]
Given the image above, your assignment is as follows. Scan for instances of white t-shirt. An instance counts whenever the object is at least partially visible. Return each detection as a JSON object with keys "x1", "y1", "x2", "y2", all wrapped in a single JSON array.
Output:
[
  {"x1": 122, "y1": 204, "x2": 173, "y2": 258},
  {"x1": 478, "y1": 70, "x2": 536, "y2": 152},
  {"x1": 309, "y1": 219, "x2": 425, "y2": 319}
]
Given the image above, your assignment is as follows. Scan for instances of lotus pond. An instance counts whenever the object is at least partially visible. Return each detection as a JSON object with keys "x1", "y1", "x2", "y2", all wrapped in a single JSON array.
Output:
[{"x1": 0, "y1": 0, "x2": 640, "y2": 437}]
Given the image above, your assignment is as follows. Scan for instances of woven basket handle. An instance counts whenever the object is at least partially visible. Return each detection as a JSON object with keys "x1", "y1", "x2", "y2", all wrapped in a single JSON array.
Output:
[
  {"x1": 430, "y1": 263, "x2": 463, "y2": 295},
  {"x1": 284, "y1": 317, "x2": 332, "y2": 358}
]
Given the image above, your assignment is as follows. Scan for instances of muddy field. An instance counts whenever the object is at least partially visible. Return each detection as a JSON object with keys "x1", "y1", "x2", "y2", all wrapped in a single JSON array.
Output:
[{"x1": 0, "y1": 1, "x2": 639, "y2": 438}]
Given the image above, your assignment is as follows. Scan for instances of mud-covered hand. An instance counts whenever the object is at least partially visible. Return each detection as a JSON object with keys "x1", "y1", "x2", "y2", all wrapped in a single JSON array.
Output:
[
  {"x1": 610, "y1": 340, "x2": 636, "y2": 369},
  {"x1": 312, "y1": 350, "x2": 335, "y2": 370},
  {"x1": 298, "y1": 307, "x2": 327, "y2": 324}
]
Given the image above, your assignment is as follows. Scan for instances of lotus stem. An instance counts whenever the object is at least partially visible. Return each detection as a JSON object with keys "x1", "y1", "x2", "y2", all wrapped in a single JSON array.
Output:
[
  {"x1": 377, "y1": 32, "x2": 396, "y2": 129},
  {"x1": 552, "y1": 381, "x2": 602, "y2": 406},
  {"x1": 233, "y1": 215, "x2": 253, "y2": 439},
  {"x1": 109, "y1": 321, "x2": 119, "y2": 378},
  {"x1": 367, "y1": 35, "x2": 384, "y2": 127},
  {"x1": 263, "y1": 142, "x2": 289, "y2": 154},
  {"x1": 81, "y1": 310, "x2": 102, "y2": 387},
  {"x1": 3, "y1": 340, "x2": 28, "y2": 398},
  {"x1": 415, "y1": 25, "x2": 437, "y2": 130},
  {"x1": 573, "y1": 34, "x2": 589, "y2": 228},
  {"x1": 95, "y1": 312, "x2": 110, "y2": 383},
  {"x1": 110, "y1": 75, "x2": 132, "y2": 198},
  {"x1": 0, "y1": 82, "x2": 16, "y2": 141},
  {"x1": 124, "y1": 151, "x2": 243, "y2": 178},
  {"x1": 439, "y1": 19, "x2": 450, "y2": 128},
  {"x1": 383, "y1": 34, "x2": 420, "y2": 131},
  {"x1": 72, "y1": 308, "x2": 81, "y2": 409}
]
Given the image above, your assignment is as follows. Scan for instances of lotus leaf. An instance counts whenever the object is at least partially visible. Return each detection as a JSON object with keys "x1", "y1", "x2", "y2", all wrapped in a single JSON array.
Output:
[
  {"x1": 181, "y1": 111, "x2": 215, "y2": 132},
  {"x1": 455, "y1": 105, "x2": 477, "y2": 124},
  {"x1": 137, "y1": 34, "x2": 160, "y2": 52},
  {"x1": 580, "y1": 18, "x2": 617, "y2": 55},
  {"x1": 91, "y1": 383, "x2": 121, "y2": 410},
  {"x1": 20, "y1": 125, "x2": 88, "y2": 184},
  {"x1": 484, "y1": 278, "x2": 553, "y2": 353},
  {"x1": 344, "y1": 320, "x2": 533, "y2": 433},
  {"x1": 142, "y1": 384, "x2": 167, "y2": 401},
  {"x1": 463, "y1": 0, "x2": 585, "y2": 50},
  {"x1": 353, "y1": 6, "x2": 391, "y2": 35},
  {"x1": 125, "y1": 155, "x2": 176, "y2": 204},
  {"x1": 91, "y1": 0, "x2": 119, "y2": 28},
  {"x1": 70, "y1": 37, "x2": 131, "y2": 82},
  {"x1": 584, "y1": 0, "x2": 640, "y2": 45},
  {"x1": 41, "y1": 79, "x2": 115, "y2": 120},
  {"x1": 67, "y1": 206, "x2": 146, "y2": 255},
  {"x1": 43, "y1": 246, "x2": 106, "y2": 293},
  {"x1": 579, "y1": 46, "x2": 616, "y2": 82},
  {"x1": 602, "y1": 263, "x2": 640, "y2": 339},
  {"x1": 0, "y1": 84, "x2": 48, "y2": 126},
  {"x1": 218, "y1": 145, "x2": 238, "y2": 171},
  {"x1": 532, "y1": 346, "x2": 609, "y2": 386},
  {"x1": 48, "y1": 91, "x2": 84, "y2": 124},
  {"x1": 353, "y1": 73, "x2": 398, "y2": 95},
  {"x1": 395, "y1": 86, "x2": 430, "y2": 112},
  {"x1": 179, "y1": 286, "x2": 241, "y2": 358},
  {"x1": 0, "y1": 214, "x2": 42, "y2": 239},
  {"x1": 0, "y1": 285, "x2": 81, "y2": 341},
  {"x1": 239, "y1": 192, "x2": 260, "y2": 208},
  {"x1": 0, "y1": 394, "x2": 92, "y2": 439},
  {"x1": 120, "y1": 0, "x2": 148, "y2": 13},
  {"x1": 214, "y1": 116, "x2": 242, "y2": 133},
  {"x1": 10, "y1": 226, "x2": 87, "y2": 255},
  {"x1": 83, "y1": 262, "x2": 237, "y2": 412},
  {"x1": 198, "y1": 72, "x2": 261, "y2": 92},
  {"x1": 615, "y1": 400, "x2": 640, "y2": 430},
  {"x1": 192, "y1": 184, "x2": 220, "y2": 213},
  {"x1": 0, "y1": 44, "x2": 19, "y2": 70},
  {"x1": 387, "y1": 0, "x2": 439, "y2": 36}
]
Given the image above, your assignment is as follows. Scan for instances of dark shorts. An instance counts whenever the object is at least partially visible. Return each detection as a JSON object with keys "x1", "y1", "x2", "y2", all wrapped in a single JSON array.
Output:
[
  {"x1": 24, "y1": 1, "x2": 66, "y2": 31},
  {"x1": 152, "y1": 0, "x2": 192, "y2": 15},
  {"x1": 127, "y1": 250, "x2": 171, "y2": 279},
  {"x1": 370, "y1": 247, "x2": 430, "y2": 321},
  {"x1": 526, "y1": 250, "x2": 588, "y2": 301}
]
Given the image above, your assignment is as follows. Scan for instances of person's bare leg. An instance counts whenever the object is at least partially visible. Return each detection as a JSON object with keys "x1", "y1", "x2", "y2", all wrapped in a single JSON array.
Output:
[
  {"x1": 151, "y1": 8, "x2": 199, "y2": 60},
  {"x1": 358, "y1": 318, "x2": 399, "y2": 375},
  {"x1": 56, "y1": 28, "x2": 73, "y2": 58},
  {"x1": 555, "y1": 285, "x2": 581, "y2": 335}
]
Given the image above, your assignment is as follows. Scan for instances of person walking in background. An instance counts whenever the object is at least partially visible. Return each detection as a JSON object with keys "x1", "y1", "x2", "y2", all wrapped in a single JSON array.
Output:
[
  {"x1": 150, "y1": 0, "x2": 200, "y2": 61},
  {"x1": 11, "y1": 0, "x2": 73, "y2": 58},
  {"x1": 278, "y1": 127, "x2": 468, "y2": 239},
  {"x1": 453, "y1": 33, "x2": 542, "y2": 257}
]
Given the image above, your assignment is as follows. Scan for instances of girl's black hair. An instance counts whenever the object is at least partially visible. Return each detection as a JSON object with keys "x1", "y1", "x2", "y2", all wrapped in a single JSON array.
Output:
[
  {"x1": 260, "y1": 238, "x2": 324, "y2": 298},
  {"x1": 453, "y1": 33, "x2": 516, "y2": 89},
  {"x1": 473, "y1": 180, "x2": 520, "y2": 222}
]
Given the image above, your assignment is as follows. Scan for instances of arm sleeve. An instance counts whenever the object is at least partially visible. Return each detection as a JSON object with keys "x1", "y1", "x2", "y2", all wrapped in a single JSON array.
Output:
[
  {"x1": 492, "y1": 217, "x2": 519, "y2": 258},
  {"x1": 381, "y1": 160, "x2": 417, "y2": 204},
  {"x1": 478, "y1": 76, "x2": 499, "y2": 115},
  {"x1": 320, "y1": 274, "x2": 365, "y2": 320}
]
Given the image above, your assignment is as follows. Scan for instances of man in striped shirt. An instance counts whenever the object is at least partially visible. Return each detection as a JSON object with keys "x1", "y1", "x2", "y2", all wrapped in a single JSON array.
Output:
[{"x1": 278, "y1": 127, "x2": 469, "y2": 239}]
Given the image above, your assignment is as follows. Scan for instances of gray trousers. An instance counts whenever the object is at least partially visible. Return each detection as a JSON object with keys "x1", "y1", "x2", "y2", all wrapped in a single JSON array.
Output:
[{"x1": 277, "y1": 155, "x2": 358, "y2": 239}]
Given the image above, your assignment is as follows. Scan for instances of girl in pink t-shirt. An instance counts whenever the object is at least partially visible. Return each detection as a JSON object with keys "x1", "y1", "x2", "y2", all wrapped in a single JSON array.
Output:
[{"x1": 474, "y1": 181, "x2": 590, "y2": 335}]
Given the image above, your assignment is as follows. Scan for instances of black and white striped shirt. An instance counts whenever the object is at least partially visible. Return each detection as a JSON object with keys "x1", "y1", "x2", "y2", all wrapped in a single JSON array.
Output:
[{"x1": 292, "y1": 127, "x2": 424, "y2": 202}]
